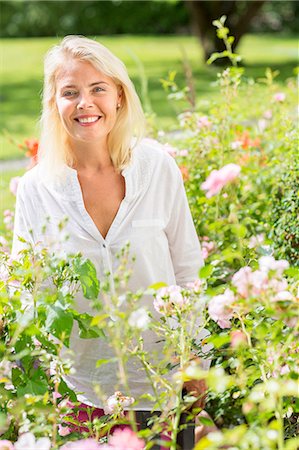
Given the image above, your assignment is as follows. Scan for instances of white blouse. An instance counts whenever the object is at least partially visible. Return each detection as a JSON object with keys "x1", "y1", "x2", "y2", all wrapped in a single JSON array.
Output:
[{"x1": 12, "y1": 138, "x2": 204, "y2": 409}]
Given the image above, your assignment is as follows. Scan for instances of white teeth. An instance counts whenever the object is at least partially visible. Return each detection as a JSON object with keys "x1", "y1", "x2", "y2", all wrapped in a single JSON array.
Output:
[{"x1": 77, "y1": 116, "x2": 99, "y2": 123}]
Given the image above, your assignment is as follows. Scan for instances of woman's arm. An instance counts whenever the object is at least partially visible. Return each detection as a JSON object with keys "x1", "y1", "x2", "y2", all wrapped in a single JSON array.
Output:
[{"x1": 165, "y1": 161, "x2": 203, "y2": 286}]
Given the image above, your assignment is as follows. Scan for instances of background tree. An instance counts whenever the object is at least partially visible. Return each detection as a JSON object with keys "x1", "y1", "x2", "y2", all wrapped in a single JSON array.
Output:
[{"x1": 184, "y1": 0, "x2": 267, "y2": 61}]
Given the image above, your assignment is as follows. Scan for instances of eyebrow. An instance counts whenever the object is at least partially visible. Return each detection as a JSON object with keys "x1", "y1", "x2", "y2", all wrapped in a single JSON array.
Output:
[{"x1": 60, "y1": 81, "x2": 109, "y2": 89}]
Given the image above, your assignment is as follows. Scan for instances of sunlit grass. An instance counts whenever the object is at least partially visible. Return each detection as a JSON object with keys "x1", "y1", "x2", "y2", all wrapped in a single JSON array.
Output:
[{"x1": 0, "y1": 34, "x2": 297, "y2": 160}]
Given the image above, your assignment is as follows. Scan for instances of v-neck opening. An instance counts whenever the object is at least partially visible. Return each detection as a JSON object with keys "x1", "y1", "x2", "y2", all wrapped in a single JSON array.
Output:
[{"x1": 68, "y1": 166, "x2": 131, "y2": 243}]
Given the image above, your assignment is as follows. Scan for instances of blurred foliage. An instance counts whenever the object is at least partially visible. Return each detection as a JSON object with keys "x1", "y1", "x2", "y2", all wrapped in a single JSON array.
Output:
[
  {"x1": 271, "y1": 160, "x2": 299, "y2": 267},
  {"x1": 0, "y1": 0, "x2": 298, "y2": 38}
]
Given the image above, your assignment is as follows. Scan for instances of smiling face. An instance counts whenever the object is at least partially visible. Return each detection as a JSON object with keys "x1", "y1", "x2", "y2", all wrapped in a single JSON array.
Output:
[{"x1": 55, "y1": 58, "x2": 122, "y2": 149}]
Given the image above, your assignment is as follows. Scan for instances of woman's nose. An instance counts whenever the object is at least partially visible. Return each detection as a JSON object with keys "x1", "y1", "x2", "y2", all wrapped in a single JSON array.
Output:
[{"x1": 77, "y1": 93, "x2": 93, "y2": 109}]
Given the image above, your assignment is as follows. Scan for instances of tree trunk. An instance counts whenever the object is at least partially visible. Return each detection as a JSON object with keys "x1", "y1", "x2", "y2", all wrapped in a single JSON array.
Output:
[{"x1": 185, "y1": 0, "x2": 267, "y2": 63}]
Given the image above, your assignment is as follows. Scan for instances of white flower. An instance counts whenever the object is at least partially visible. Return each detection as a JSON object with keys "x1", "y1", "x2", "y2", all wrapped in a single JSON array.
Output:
[
  {"x1": 154, "y1": 285, "x2": 189, "y2": 315},
  {"x1": 128, "y1": 307, "x2": 150, "y2": 330},
  {"x1": 274, "y1": 290, "x2": 293, "y2": 301},
  {"x1": 248, "y1": 234, "x2": 264, "y2": 249},
  {"x1": 104, "y1": 391, "x2": 135, "y2": 415},
  {"x1": 259, "y1": 256, "x2": 289, "y2": 275},
  {"x1": 15, "y1": 432, "x2": 51, "y2": 450}
]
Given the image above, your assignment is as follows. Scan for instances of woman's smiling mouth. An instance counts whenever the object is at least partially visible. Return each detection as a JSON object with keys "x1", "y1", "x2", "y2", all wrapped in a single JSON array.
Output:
[{"x1": 74, "y1": 115, "x2": 101, "y2": 125}]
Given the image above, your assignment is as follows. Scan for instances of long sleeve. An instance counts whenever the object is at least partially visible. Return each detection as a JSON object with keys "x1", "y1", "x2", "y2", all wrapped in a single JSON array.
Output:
[{"x1": 165, "y1": 162, "x2": 203, "y2": 287}]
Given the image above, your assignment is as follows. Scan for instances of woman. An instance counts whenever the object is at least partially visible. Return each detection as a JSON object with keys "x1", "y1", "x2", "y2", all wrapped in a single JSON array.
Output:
[{"x1": 12, "y1": 35, "x2": 205, "y2": 432}]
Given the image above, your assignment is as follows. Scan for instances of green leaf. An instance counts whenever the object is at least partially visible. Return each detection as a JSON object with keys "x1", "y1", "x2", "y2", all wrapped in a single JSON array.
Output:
[
  {"x1": 206, "y1": 334, "x2": 231, "y2": 348},
  {"x1": 230, "y1": 224, "x2": 247, "y2": 238},
  {"x1": 17, "y1": 368, "x2": 48, "y2": 396},
  {"x1": 285, "y1": 267, "x2": 299, "y2": 279},
  {"x1": 199, "y1": 265, "x2": 213, "y2": 279},
  {"x1": 45, "y1": 304, "x2": 73, "y2": 347},
  {"x1": 75, "y1": 313, "x2": 105, "y2": 339},
  {"x1": 96, "y1": 358, "x2": 115, "y2": 368},
  {"x1": 74, "y1": 259, "x2": 100, "y2": 299},
  {"x1": 148, "y1": 282, "x2": 168, "y2": 290},
  {"x1": 198, "y1": 416, "x2": 215, "y2": 427}
]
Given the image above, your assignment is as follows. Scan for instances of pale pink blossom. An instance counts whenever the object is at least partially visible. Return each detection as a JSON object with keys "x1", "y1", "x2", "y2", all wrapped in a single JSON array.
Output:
[
  {"x1": 108, "y1": 428, "x2": 145, "y2": 450},
  {"x1": 154, "y1": 285, "x2": 189, "y2": 315},
  {"x1": 0, "y1": 236, "x2": 10, "y2": 254},
  {"x1": 273, "y1": 92, "x2": 286, "y2": 102},
  {"x1": 232, "y1": 267, "x2": 253, "y2": 297},
  {"x1": 0, "y1": 440, "x2": 14, "y2": 450},
  {"x1": 273, "y1": 290, "x2": 293, "y2": 301},
  {"x1": 201, "y1": 164, "x2": 241, "y2": 198},
  {"x1": 128, "y1": 308, "x2": 150, "y2": 330},
  {"x1": 58, "y1": 424, "x2": 71, "y2": 437},
  {"x1": 186, "y1": 278, "x2": 203, "y2": 294},
  {"x1": 179, "y1": 149, "x2": 189, "y2": 157},
  {"x1": 258, "y1": 119, "x2": 267, "y2": 132},
  {"x1": 53, "y1": 391, "x2": 62, "y2": 400},
  {"x1": 60, "y1": 439, "x2": 101, "y2": 450},
  {"x1": 250, "y1": 270, "x2": 269, "y2": 296},
  {"x1": 104, "y1": 391, "x2": 135, "y2": 415},
  {"x1": 248, "y1": 234, "x2": 264, "y2": 249},
  {"x1": 9, "y1": 177, "x2": 20, "y2": 196},
  {"x1": 208, "y1": 289, "x2": 235, "y2": 328},
  {"x1": 0, "y1": 263, "x2": 9, "y2": 283},
  {"x1": 259, "y1": 256, "x2": 289, "y2": 275},
  {"x1": 230, "y1": 330, "x2": 247, "y2": 348},
  {"x1": 280, "y1": 365, "x2": 290, "y2": 375},
  {"x1": 163, "y1": 143, "x2": 178, "y2": 157},
  {"x1": 3, "y1": 210, "x2": 14, "y2": 231},
  {"x1": 178, "y1": 111, "x2": 192, "y2": 127},
  {"x1": 197, "y1": 116, "x2": 212, "y2": 129},
  {"x1": 231, "y1": 140, "x2": 242, "y2": 150},
  {"x1": 201, "y1": 240, "x2": 215, "y2": 260},
  {"x1": 263, "y1": 110, "x2": 272, "y2": 119},
  {"x1": 15, "y1": 433, "x2": 51, "y2": 450}
]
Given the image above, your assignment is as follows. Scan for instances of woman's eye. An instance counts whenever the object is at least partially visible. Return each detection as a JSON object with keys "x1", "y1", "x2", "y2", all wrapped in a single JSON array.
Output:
[
  {"x1": 62, "y1": 90, "x2": 77, "y2": 97},
  {"x1": 93, "y1": 86, "x2": 105, "y2": 93}
]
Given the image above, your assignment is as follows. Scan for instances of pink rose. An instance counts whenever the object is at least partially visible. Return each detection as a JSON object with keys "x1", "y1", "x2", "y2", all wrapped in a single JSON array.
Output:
[
  {"x1": 230, "y1": 330, "x2": 247, "y2": 348},
  {"x1": 201, "y1": 240, "x2": 215, "y2": 259},
  {"x1": 259, "y1": 256, "x2": 289, "y2": 276},
  {"x1": 9, "y1": 177, "x2": 20, "y2": 196},
  {"x1": 273, "y1": 92, "x2": 286, "y2": 102},
  {"x1": 232, "y1": 267, "x2": 253, "y2": 297},
  {"x1": 263, "y1": 110, "x2": 272, "y2": 119},
  {"x1": 208, "y1": 289, "x2": 235, "y2": 328},
  {"x1": 58, "y1": 424, "x2": 71, "y2": 437},
  {"x1": 0, "y1": 441, "x2": 14, "y2": 450},
  {"x1": 186, "y1": 279, "x2": 203, "y2": 294},
  {"x1": 201, "y1": 164, "x2": 241, "y2": 198},
  {"x1": 154, "y1": 285, "x2": 189, "y2": 315},
  {"x1": 179, "y1": 149, "x2": 189, "y2": 157},
  {"x1": 108, "y1": 428, "x2": 145, "y2": 450},
  {"x1": 197, "y1": 116, "x2": 212, "y2": 129}
]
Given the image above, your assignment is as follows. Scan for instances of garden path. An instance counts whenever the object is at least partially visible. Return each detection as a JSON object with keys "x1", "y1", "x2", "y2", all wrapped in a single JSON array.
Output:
[{"x1": 0, "y1": 158, "x2": 27, "y2": 171}]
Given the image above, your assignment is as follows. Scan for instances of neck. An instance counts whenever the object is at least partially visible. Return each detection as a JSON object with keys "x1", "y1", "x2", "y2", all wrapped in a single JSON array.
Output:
[{"x1": 70, "y1": 139, "x2": 113, "y2": 173}]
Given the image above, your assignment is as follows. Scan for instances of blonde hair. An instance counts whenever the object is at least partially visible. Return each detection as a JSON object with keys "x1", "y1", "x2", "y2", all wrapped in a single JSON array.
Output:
[{"x1": 38, "y1": 35, "x2": 145, "y2": 176}]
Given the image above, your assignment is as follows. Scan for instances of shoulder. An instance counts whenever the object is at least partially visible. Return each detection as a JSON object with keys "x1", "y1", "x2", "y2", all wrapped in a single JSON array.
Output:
[
  {"x1": 17, "y1": 165, "x2": 42, "y2": 197},
  {"x1": 133, "y1": 138, "x2": 181, "y2": 177}
]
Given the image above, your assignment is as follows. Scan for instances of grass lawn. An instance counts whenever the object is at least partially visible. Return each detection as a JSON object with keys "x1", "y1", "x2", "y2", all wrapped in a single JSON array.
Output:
[{"x1": 0, "y1": 34, "x2": 298, "y2": 161}]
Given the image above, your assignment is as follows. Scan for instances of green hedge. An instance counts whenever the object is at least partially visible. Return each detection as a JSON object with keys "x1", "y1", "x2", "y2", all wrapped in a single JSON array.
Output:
[{"x1": 271, "y1": 160, "x2": 299, "y2": 266}]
